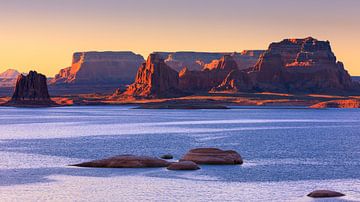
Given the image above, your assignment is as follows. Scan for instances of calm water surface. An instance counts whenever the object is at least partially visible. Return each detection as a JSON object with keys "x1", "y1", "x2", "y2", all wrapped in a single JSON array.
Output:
[{"x1": 0, "y1": 106, "x2": 359, "y2": 201}]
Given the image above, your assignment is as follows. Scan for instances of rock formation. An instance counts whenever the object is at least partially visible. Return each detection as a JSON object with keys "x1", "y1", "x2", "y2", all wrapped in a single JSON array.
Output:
[
  {"x1": 180, "y1": 148, "x2": 243, "y2": 165},
  {"x1": 179, "y1": 55, "x2": 238, "y2": 92},
  {"x1": 0, "y1": 69, "x2": 21, "y2": 87},
  {"x1": 247, "y1": 37, "x2": 357, "y2": 93},
  {"x1": 211, "y1": 37, "x2": 359, "y2": 93},
  {"x1": 212, "y1": 69, "x2": 253, "y2": 92},
  {"x1": 6, "y1": 71, "x2": 54, "y2": 106},
  {"x1": 307, "y1": 190, "x2": 345, "y2": 198},
  {"x1": 50, "y1": 51, "x2": 144, "y2": 85},
  {"x1": 157, "y1": 51, "x2": 263, "y2": 72},
  {"x1": 73, "y1": 155, "x2": 170, "y2": 168},
  {"x1": 121, "y1": 53, "x2": 182, "y2": 98},
  {"x1": 157, "y1": 52, "x2": 225, "y2": 71},
  {"x1": 204, "y1": 50, "x2": 264, "y2": 70},
  {"x1": 167, "y1": 161, "x2": 200, "y2": 170}
]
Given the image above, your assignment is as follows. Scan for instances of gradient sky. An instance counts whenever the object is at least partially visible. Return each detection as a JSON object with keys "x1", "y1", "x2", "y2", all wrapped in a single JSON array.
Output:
[{"x1": 0, "y1": 0, "x2": 359, "y2": 76}]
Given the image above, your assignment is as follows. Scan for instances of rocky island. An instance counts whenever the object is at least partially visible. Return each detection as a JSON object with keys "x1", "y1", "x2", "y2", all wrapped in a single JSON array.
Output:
[{"x1": 4, "y1": 71, "x2": 57, "y2": 107}]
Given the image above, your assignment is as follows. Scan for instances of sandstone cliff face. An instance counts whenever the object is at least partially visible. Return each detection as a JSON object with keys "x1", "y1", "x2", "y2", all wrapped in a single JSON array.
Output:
[
  {"x1": 212, "y1": 70, "x2": 253, "y2": 92},
  {"x1": 204, "y1": 50, "x2": 264, "y2": 70},
  {"x1": 7, "y1": 71, "x2": 54, "y2": 105},
  {"x1": 121, "y1": 53, "x2": 181, "y2": 98},
  {"x1": 179, "y1": 55, "x2": 238, "y2": 92},
  {"x1": 248, "y1": 37, "x2": 357, "y2": 93},
  {"x1": 157, "y1": 52, "x2": 224, "y2": 72},
  {"x1": 50, "y1": 51, "x2": 144, "y2": 85},
  {"x1": 210, "y1": 37, "x2": 358, "y2": 93},
  {"x1": 157, "y1": 51, "x2": 263, "y2": 72}
]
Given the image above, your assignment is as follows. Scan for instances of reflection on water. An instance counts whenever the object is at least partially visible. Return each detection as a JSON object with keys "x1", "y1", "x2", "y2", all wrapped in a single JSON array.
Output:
[{"x1": 0, "y1": 106, "x2": 359, "y2": 201}]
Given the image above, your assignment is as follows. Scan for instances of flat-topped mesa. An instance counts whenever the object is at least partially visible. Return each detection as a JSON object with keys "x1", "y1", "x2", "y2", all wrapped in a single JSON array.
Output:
[
  {"x1": 50, "y1": 51, "x2": 144, "y2": 85},
  {"x1": 121, "y1": 53, "x2": 182, "y2": 98},
  {"x1": 179, "y1": 55, "x2": 239, "y2": 92},
  {"x1": 6, "y1": 71, "x2": 55, "y2": 106},
  {"x1": 244, "y1": 37, "x2": 358, "y2": 93},
  {"x1": 267, "y1": 37, "x2": 336, "y2": 68}
]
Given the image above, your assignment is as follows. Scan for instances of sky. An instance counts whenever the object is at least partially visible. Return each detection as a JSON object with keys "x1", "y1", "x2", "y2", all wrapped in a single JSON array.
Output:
[{"x1": 0, "y1": 0, "x2": 359, "y2": 76}]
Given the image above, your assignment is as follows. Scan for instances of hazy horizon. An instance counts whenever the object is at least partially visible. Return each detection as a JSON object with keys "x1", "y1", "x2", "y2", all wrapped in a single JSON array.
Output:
[{"x1": 1, "y1": 0, "x2": 359, "y2": 76}]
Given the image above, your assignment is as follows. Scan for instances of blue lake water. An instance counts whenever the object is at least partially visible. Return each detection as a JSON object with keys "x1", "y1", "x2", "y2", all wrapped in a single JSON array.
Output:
[{"x1": 0, "y1": 106, "x2": 359, "y2": 201}]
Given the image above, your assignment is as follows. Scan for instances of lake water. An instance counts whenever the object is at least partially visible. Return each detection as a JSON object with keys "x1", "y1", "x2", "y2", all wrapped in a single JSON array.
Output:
[{"x1": 0, "y1": 106, "x2": 360, "y2": 201}]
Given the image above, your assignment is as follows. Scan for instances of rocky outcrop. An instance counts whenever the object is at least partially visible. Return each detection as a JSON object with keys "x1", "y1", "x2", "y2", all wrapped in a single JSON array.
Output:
[
  {"x1": 180, "y1": 148, "x2": 243, "y2": 165},
  {"x1": 212, "y1": 70, "x2": 253, "y2": 92},
  {"x1": 157, "y1": 52, "x2": 225, "y2": 72},
  {"x1": 157, "y1": 51, "x2": 263, "y2": 72},
  {"x1": 247, "y1": 37, "x2": 357, "y2": 93},
  {"x1": 167, "y1": 161, "x2": 200, "y2": 170},
  {"x1": 73, "y1": 155, "x2": 170, "y2": 168},
  {"x1": 310, "y1": 99, "x2": 360, "y2": 108},
  {"x1": 6, "y1": 71, "x2": 55, "y2": 106},
  {"x1": 179, "y1": 55, "x2": 238, "y2": 92},
  {"x1": 0, "y1": 69, "x2": 21, "y2": 87},
  {"x1": 307, "y1": 190, "x2": 345, "y2": 198},
  {"x1": 50, "y1": 51, "x2": 144, "y2": 85},
  {"x1": 121, "y1": 53, "x2": 182, "y2": 98},
  {"x1": 210, "y1": 37, "x2": 359, "y2": 93},
  {"x1": 204, "y1": 50, "x2": 264, "y2": 70}
]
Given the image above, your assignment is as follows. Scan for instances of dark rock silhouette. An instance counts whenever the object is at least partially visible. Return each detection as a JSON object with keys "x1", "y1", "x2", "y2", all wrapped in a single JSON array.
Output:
[
  {"x1": 307, "y1": 190, "x2": 345, "y2": 198},
  {"x1": 5, "y1": 71, "x2": 55, "y2": 106}
]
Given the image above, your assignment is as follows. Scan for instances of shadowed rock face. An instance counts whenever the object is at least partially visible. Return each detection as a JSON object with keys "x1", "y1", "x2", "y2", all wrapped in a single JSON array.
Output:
[
  {"x1": 179, "y1": 55, "x2": 238, "y2": 92},
  {"x1": 212, "y1": 69, "x2": 253, "y2": 92},
  {"x1": 6, "y1": 71, "x2": 54, "y2": 106},
  {"x1": 121, "y1": 53, "x2": 182, "y2": 98},
  {"x1": 50, "y1": 51, "x2": 144, "y2": 85}
]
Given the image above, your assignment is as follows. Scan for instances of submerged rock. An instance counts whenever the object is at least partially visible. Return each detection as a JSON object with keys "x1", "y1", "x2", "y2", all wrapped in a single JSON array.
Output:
[
  {"x1": 307, "y1": 190, "x2": 345, "y2": 198},
  {"x1": 167, "y1": 161, "x2": 200, "y2": 171},
  {"x1": 72, "y1": 155, "x2": 170, "y2": 168},
  {"x1": 180, "y1": 148, "x2": 243, "y2": 165}
]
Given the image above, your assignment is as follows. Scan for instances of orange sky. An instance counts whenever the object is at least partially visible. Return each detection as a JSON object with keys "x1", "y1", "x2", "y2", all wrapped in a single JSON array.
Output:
[{"x1": 0, "y1": 0, "x2": 359, "y2": 76}]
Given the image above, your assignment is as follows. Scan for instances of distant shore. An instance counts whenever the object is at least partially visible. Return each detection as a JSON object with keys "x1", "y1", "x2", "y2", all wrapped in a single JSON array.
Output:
[{"x1": 1, "y1": 92, "x2": 359, "y2": 109}]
